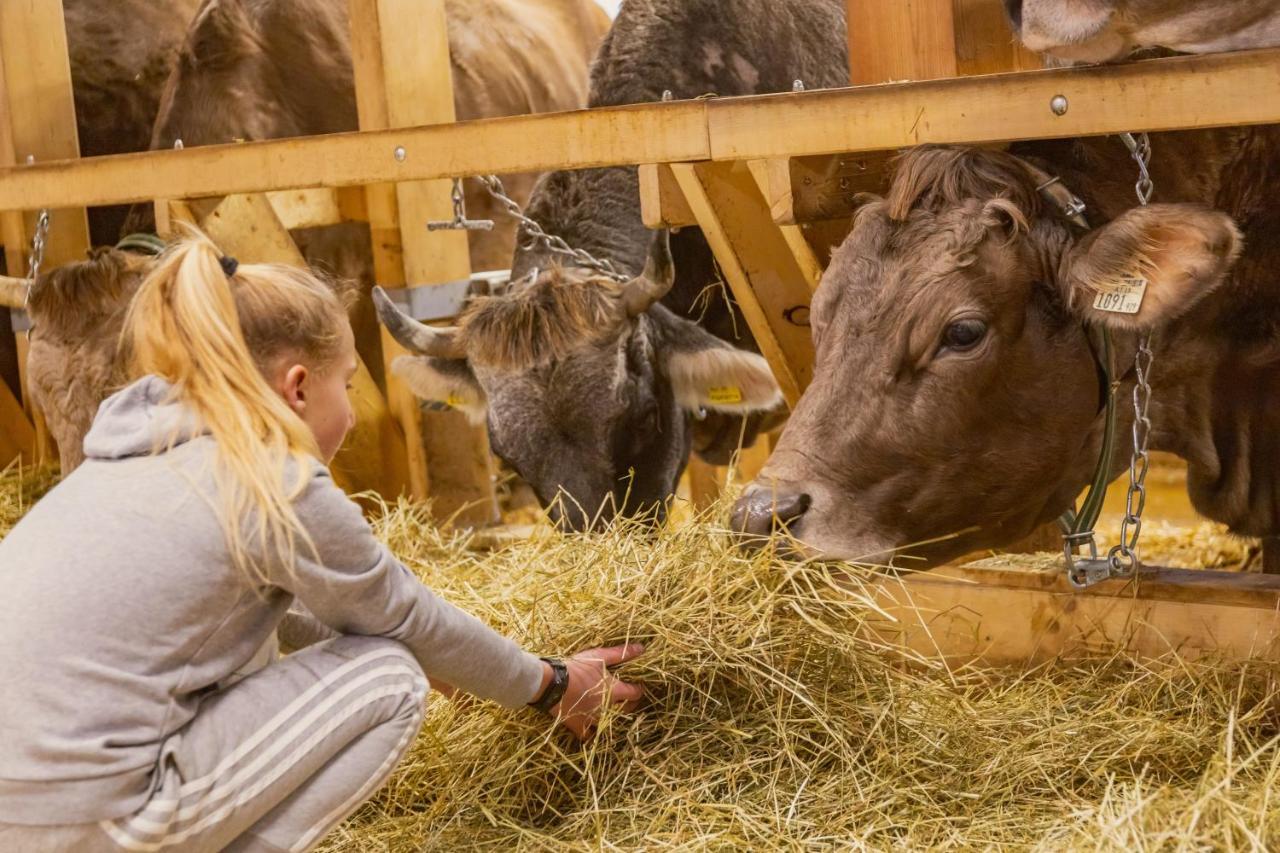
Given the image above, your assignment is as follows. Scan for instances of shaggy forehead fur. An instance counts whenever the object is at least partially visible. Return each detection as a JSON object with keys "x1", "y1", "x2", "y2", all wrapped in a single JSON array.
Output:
[
  {"x1": 27, "y1": 248, "x2": 152, "y2": 337},
  {"x1": 458, "y1": 267, "x2": 632, "y2": 370}
]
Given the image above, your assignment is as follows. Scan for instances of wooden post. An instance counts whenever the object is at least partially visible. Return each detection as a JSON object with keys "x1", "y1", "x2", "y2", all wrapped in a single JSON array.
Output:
[
  {"x1": 348, "y1": 0, "x2": 498, "y2": 525},
  {"x1": 0, "y1": 0, "x2": 91, "y2": 466}
]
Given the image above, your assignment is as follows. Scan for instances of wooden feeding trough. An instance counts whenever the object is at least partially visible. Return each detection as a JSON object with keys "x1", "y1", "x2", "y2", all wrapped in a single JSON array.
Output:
[{"x1": 1, "y1": 0, "x2": 1278, "y2": 667}]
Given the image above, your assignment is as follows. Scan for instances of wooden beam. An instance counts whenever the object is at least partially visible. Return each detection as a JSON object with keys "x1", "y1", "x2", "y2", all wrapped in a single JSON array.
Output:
[
  {"x1": 871, "y1": 557, "x2": 1280, "y2": 666},
  {"x1": 198, "y1": 192, "x2": 408, "y2": 501},
  {"x1": 0, "y1": 0, "x2": 90, "y2": 466},
  {"x1": 639, "y1": 162, "x2": 696, "y2": 229},
  {"x1": 3, "y1": 49, "x2": 1279, "y2": 213},
  {"x1": 266, "y1": 187, "x2": 367, "y2": 231},
  {"x1": 670, "y1": 160, "x2": 817, "y2": 408},
  {"x1": 0, "y1": 275, "x2": 27, "y2": 308},
  {"x1": 350, "y1": 0, "x2": 498, "y2": 525},
  {"x1": 951, "y1": 0, "x2": 1043, "y2": 75},
  {"x1": 848, "y1": 0, "x2": 958, "y2": 84}
]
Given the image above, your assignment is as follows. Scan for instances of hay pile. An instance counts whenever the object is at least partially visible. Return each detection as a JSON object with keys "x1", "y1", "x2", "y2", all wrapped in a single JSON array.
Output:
[
  {"x1": 0, "y1": 462, "x2": 58, "y2": 537},
  {"x1": 0, "y1": 465, "x2": 1275, "y2": 848},
  {"x1": 314, "y1": 502, "x2": 1280, "y2": 851}
]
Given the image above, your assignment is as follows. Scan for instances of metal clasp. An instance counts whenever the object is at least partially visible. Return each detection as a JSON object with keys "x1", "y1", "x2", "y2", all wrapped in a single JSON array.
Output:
[{"x1": 427, "y1": 177, "x2": 495, "y2": 232}]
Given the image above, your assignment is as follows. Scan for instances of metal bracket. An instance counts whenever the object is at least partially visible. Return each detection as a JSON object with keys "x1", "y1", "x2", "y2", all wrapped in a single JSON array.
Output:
[{"x1": 381, "y1": 269, "x2": 511, "y2": 323}]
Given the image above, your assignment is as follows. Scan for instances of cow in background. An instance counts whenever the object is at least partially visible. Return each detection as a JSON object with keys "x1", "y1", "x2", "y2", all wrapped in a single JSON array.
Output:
[
  {"x1": 1004, "y1": 0, "x2": 1280, "y2": 63},
  {"x1": 392, "y1": 0, "x2": 848, "y2": 528},
  {"x1": 377, "y1": 231, "x2": 782, "y2": 530}
]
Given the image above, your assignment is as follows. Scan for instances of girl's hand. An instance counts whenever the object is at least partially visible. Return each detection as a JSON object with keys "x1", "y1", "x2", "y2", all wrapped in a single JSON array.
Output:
[{"x1": 549, "y1": 644, "x2": 645, "y2": 741}]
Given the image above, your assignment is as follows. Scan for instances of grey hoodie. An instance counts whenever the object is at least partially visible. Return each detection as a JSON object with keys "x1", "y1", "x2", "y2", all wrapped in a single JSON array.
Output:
[{"x1": 0, "y1": 376, "x2": 543, "y2": 825}]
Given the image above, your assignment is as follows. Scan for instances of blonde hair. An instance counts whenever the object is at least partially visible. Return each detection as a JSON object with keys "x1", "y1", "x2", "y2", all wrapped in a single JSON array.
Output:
[{"x1": 121, "y1": 227, "x2": 351, "y2": 583}]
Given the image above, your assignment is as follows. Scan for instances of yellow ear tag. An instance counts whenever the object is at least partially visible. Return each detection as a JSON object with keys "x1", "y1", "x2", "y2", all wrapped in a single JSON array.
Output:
[
  {"x1": 445, "y1": 393, "x2": 467, "y2": 408},
  {"x1": 1092, "y1": 276, "x2": 1147, "y2": 315},
  {"x1": 707, "y1": 385, "x2": 743, "y2": 405}
]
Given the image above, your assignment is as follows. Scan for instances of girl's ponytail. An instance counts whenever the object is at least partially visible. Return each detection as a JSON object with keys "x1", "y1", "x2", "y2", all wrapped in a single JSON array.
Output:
[{"x1": 121, "y1": 227, "x2": 349, "y2": 583}]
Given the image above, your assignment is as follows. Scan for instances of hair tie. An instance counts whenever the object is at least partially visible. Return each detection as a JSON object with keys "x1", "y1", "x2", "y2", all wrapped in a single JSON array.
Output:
[{"x1": 219, "y1": 255, "x2": 239, "y2": 278}]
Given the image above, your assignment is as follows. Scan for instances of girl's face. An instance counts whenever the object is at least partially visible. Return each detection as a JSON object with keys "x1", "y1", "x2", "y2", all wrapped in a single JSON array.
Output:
[{"x1": 275, "y1": 323, "x2": 360, "y2": 462}]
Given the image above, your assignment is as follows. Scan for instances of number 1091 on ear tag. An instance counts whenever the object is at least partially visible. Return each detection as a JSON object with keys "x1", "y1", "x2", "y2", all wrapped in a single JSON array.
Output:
[{"x1": 1092, "y1": 277, "x2": 1147, "y2": 314}]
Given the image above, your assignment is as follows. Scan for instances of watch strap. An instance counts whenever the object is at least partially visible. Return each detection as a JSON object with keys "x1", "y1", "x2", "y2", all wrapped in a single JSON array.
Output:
[{"x1": 528, "y1": 657, "x2": 568, "y2": 714}]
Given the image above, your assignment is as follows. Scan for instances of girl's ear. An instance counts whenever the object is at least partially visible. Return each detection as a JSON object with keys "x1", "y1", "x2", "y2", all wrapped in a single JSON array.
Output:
[{"x1": 278, "y1": 363, "x2": 310, "y2": 415}]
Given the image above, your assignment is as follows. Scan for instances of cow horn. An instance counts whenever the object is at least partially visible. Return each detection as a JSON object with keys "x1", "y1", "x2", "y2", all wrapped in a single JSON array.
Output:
[
  {"x1": 622, "y1": 229, "x2": 675, "y2": 317},
  {"x1": 371, "y1": 286, "x2": 466, "y2": 359}
]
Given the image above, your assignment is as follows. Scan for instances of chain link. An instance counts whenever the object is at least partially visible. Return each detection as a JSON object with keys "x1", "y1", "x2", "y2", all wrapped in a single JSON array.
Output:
[
  {"x1": 1108, "y1": 131, "x2": 1156, "y2": 578},
  {"x1": 474, "y1": 174, "x2": 630, "y2": 282},
  {"x1": 23, "y1": 209, "x2": 50, "y2": 309}
]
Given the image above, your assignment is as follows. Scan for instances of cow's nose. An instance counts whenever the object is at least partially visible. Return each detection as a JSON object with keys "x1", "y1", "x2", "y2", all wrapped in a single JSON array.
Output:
[
  {"x1": 1003, "y1": 0, "x2": 1023, "y2": 31},
  {"x1": 730, "y1": 486, "x2": 812, "y2": 541}
]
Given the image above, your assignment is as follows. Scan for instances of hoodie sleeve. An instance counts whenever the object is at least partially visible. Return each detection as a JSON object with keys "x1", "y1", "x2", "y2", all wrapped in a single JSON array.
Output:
[{"x1": 273, "y1": 464, "x2": 544, "y2": 709}]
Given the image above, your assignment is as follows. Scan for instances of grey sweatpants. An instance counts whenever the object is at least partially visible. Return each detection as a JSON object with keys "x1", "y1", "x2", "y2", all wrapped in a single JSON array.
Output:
[{"x1": 0, "y1": 635, "x2": 428, "y2": 852}]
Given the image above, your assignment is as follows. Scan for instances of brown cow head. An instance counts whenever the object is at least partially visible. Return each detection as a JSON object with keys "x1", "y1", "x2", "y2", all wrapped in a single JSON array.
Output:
[
  {"x1": 26, "y1": 249, "x2": 154, "y2": 473},
  {"x1": 1004, "y1": 0, "x2": 1280, "y2": 63},
  {"x1": 732, "y1": 146, "x2": 1240, "y2": 565},
  {"x1": 376, "y1": 231, "x2": 782, "y2": 530}
]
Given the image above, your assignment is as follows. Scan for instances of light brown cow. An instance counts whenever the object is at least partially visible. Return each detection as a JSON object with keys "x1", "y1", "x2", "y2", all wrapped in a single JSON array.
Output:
[
  {"x1": 146, "y1": 0, "x2": 610, "y2": 273},
  {"x1": 733, "y1": 136, "x2": 1279, "y2": 570},
  {"x1": 31, "y1": 0, "x2": 607, "y2": 475},
  {"x1": 26, "y1": 250, "x2": 153, "y2": 473},
  {"x1": 1004, "y1": 0, "x2": 1280, "y2": 63}
]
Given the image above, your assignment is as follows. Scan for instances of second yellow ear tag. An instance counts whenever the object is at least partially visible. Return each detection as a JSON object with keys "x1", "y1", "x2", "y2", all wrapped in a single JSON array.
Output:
[
  {"x1": 707, "y1": 386, "x2": 743, "y2": 405},
  {"x1": 445, "y1": 393, "x2": 466, "y2": 408}
]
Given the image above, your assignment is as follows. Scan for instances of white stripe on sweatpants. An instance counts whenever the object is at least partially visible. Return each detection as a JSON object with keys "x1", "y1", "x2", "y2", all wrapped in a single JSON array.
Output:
[
  {"x1": 138, "y1": 645, "x2": 420, "y2": 809},
  {"x1": 121, "y1": 663, "x2": 423, "y2": 834},
  {"x1": 291, "y1": 684, "x2": 425, "y2": 852},
  {"x1": 99, "y1": 679, "x2": 426, "y2": 852}
]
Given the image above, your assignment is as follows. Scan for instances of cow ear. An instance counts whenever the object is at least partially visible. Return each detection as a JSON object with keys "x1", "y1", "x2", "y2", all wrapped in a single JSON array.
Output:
[
  {"x1": 390, "y1": 356, "x2": 487, "y2": 425},
  {"x1": 1062, "y1": 204, "x2": 1241, "y2": 331},
  {"x1": 660, "y1": 323, "x2": 783, "y2": 413}
]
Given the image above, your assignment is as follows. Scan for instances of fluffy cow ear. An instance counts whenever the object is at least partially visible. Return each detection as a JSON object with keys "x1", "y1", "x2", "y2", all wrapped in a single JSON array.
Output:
[
  {"x1": 1062, "y1": 204, "x2": 1241, "y2": 331},
  {"x1": 390, "y1": 356, "x2": 487, "y2": 425},
  {"x1": 660, "y1": 321, "x2": 783, "y2": 414}
]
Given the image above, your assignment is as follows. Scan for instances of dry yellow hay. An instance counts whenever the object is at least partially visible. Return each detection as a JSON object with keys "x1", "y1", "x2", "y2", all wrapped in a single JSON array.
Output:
[
  {"x1": 314, "y1": 501, "x2": 1280, "y2": 851},
  {"x1": 0, "y1": 465, "x2": 1275, "y2": 849}
]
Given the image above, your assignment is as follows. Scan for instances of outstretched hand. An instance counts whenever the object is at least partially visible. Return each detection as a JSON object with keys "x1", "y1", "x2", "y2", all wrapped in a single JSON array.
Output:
[{"x1": 550, "y1": 643, "x2": 645, "y2": 741}]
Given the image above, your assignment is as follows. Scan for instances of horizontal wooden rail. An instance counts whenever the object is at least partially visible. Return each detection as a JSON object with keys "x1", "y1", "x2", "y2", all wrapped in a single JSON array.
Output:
[
  {"x1": 872, "y1": 557, "x2": 1280, "y2": 666},
  {"x1": 0, "y1": 274, "x2": 27, "y2": 308},
  {"x1": 0, "y1": 49, "x2": 1277, "y2": 212}
]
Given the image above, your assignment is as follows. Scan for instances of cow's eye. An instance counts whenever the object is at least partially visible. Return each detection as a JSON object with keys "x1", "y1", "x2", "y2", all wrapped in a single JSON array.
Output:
[{"x1": 941, "y1": 319, "x2": 987, "y2": 352}]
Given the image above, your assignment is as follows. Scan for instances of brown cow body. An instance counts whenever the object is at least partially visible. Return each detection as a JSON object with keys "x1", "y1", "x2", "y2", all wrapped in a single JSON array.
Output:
[
  {"x1": 734, "y1": 129, "x2": 1276, "y2": 567},
  {"x1": 66, "y1": 0, "x2": 202, "y2": 245},
  {"x1": 148, "y1": 0, "x2": 609, "y2": 273},
  {"x1": 1004, "y1": 0, "x2": 1280, "y2": 63}
]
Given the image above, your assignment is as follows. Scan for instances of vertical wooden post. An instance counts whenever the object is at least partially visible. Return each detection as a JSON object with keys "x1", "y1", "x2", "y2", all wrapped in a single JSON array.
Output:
[
  {"x1": 848, "y1": 0, "x2": 1040, "y2": 85},
  {"x1": 348, "y1": 0, "x2": 499, "y2": 525},
  {"x1": 0, "y1": 0, "x2": 91, "y2": 465}
]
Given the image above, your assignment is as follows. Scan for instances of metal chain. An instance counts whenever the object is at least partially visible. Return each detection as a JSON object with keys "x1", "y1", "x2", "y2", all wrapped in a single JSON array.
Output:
[
  {"x1": 21, "y1": 157, "x2": 51, "y2": 309},
  {"x1": 427, "y1": 177, "x2": 494, "y2": 232},
  {"x1": 1108, "y1": 131, "x2": 1157, "y2": 578},
  {"x1": 474, "y1": 173, "x2": 630, "y2": 282}
]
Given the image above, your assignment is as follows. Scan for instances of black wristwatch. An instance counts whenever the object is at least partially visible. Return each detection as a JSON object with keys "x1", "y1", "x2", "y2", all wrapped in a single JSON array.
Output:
[{"x1": 528, "y1": 657, "x2": 569, "y2": 714}]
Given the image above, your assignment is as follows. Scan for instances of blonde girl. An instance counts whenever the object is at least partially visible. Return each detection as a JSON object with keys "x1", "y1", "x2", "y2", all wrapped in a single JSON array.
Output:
[{"x1": 0, "y1": 231, "x2": 642, "y2": 852}]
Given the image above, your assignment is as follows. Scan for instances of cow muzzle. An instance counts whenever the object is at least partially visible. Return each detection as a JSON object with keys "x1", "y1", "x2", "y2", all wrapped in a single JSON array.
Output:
[{"x1": 730, "y1": 484, "x2": 812, "y2": 549}]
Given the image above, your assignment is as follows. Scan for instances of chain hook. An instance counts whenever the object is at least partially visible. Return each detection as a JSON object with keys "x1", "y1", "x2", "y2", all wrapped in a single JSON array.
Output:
[{"x1": 426, "y1": 177, "x2": 495, "y2": 233}]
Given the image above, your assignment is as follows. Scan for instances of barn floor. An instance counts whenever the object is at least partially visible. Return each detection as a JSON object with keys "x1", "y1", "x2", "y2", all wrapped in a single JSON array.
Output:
[{"x1": 2, "y1": 463, "x2": 1275, "y2": 850}]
